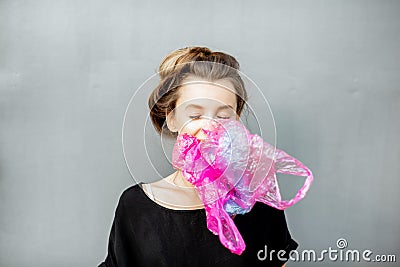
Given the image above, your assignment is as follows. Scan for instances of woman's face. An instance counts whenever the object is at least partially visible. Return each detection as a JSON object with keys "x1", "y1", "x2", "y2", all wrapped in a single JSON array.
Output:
[{"x1": 166, "y1": 77, "x2": 239, "y2": 140}]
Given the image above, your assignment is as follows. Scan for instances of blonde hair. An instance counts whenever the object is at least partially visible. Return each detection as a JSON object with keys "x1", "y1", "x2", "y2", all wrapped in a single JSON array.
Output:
[{"x1": 148, "y1": 46, "x2": 247, "y2": 137}]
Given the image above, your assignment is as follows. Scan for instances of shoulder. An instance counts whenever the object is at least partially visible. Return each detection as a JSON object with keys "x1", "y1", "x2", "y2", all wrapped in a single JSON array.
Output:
[
  {"x1": 118, "y1": 183, "x2": 143, "y2": 203},
  {"x1": 113, "y1": 183, "x2": 149, "y2": 215}
]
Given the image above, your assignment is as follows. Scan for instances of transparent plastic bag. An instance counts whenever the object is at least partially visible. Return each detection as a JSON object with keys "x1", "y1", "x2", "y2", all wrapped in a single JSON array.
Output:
[{"x1": 172, "y1": 119, "x2": 313, "y2": 255}]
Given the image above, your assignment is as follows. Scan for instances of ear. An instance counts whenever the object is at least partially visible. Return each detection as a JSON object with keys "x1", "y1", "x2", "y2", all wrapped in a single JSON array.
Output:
[{"x1": 166, "y1": 110, "x2": 178, "y2": 132}]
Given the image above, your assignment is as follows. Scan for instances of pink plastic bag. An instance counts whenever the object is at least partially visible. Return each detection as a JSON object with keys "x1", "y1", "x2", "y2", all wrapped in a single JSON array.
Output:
[{"x1": 172, "y1": 119, "x2": 313, "y2": 255}]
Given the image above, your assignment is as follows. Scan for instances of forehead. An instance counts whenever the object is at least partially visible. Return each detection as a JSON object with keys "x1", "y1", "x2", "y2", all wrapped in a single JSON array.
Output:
[{"x1": 176, "y1": 78, "x2": 237, "y2": 108}]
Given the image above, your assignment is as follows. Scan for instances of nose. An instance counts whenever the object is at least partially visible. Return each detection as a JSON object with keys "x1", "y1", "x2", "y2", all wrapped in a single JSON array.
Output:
[
  {"x1": 195, "y1": 128, "x2": 208, "y2": 140},
  {"x1": 193, "y1": 117, "x2": 221, "y2": 140},
  {"x1": 192, "y1": 118, "x2": 208, "y2": 140}
]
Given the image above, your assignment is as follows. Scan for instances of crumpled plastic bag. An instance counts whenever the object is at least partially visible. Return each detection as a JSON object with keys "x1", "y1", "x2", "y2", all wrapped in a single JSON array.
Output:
[{"x1": 171, "y1": 119, "x2": 313, "y2": 255}]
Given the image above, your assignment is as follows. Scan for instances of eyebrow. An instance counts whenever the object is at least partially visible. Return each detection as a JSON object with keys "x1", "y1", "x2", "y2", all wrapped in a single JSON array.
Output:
[{"x1": 185, "y1": 104, "x2": 235, "y2": 111}]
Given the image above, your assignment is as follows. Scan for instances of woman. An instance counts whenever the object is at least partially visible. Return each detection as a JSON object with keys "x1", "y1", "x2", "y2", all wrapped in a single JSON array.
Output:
[{"x1": 99, "y1": 47, "x2": 298, "y2": 266}]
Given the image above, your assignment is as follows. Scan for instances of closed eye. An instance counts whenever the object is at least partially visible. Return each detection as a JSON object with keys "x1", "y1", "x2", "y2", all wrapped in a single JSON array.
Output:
[
  {"x1": 189, "y1": 115, "x2": 201, "y2": 119},
  {"x1": 189, "y1": 115, "x2": 231, "y2": 119}
]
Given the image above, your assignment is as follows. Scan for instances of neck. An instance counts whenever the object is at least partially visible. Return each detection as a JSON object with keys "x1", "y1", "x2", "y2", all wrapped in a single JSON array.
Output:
[{"x1": 170, "y1": 170, "x2": 195, "y2": 189}]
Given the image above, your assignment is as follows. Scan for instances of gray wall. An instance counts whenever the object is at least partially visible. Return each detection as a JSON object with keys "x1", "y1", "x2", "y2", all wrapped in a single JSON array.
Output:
[{"x1": 1, "y1": 1, "x2": 399, "y2": 266}]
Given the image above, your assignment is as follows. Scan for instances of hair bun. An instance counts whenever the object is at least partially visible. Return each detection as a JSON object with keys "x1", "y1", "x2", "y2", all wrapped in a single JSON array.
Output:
[{"x1": 158, "y1": 46, "x2": 239, "y2": 79}]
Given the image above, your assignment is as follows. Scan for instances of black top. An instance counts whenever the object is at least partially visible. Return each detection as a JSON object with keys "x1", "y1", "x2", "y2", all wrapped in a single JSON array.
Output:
[{"x1": 98, "y1": 183, "x2": 298, "y2": 267}]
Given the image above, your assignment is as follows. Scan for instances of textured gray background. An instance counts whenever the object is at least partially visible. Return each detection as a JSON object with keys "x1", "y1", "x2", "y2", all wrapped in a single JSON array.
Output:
[{"x1": 1, "y1": 1, "x2": 399, "y2": 266}]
